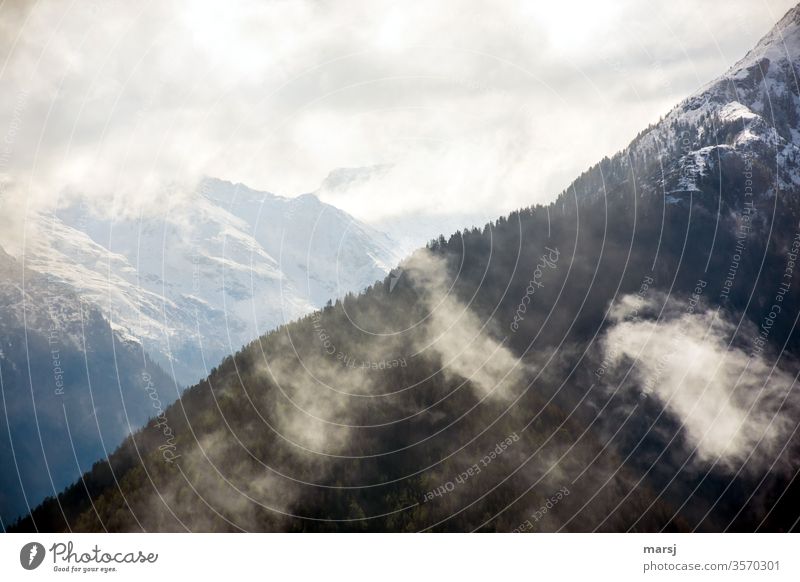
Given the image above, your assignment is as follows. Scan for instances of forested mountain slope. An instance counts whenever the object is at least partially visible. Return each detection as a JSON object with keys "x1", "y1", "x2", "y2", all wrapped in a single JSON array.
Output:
[{"x1": 12, "y1": 4, "x2": 800, "y2": 533}]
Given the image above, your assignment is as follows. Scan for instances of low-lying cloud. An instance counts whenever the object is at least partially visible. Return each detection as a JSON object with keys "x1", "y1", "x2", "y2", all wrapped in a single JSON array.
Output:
[
  {"x1": 602, "y1": 294, "x2": 798, "y2": 473},
  {"x1": 406, "y1": 249, "x2": 525, "y2": 400}
]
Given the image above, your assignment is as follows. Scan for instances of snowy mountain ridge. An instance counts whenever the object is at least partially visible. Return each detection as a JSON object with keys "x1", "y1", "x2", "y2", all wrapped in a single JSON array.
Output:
[
  {"x1": 589, "y1": 4, "x2": 800, "y2": 201},
  {"x1": 22, "y1": 177, "x2": 404, "y2": 385}
]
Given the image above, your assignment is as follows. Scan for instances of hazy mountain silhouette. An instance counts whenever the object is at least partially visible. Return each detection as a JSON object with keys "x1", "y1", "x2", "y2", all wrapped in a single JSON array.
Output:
[{"x1": 11, "y1": 4, "x2": 800, "y2": 533}]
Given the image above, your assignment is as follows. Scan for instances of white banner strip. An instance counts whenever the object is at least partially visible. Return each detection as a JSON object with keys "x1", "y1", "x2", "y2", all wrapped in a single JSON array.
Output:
[{"x1": 1, "y1": 533, "x2": 797, "y2": 581}]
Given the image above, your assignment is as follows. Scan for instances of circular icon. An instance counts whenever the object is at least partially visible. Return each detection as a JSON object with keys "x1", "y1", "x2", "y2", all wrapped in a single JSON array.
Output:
[{"x1": 19, "y1": 542, "x2": 46, "y2": 570}]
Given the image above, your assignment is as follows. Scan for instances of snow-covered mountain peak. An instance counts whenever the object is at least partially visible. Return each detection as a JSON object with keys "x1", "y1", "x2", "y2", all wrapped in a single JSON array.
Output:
[
  {"x1": 21, "y1": 177, "x2": 403, "y2": 385},
  {"x1": 610, "y1": 3, "x2": 800, "y2": 197},
  {"x1": 719, "y1": 101, "x2": 760, "y2": 123},
  {"x1": 198, "y1": 176, "x2": 281, "y2": 204},
  {"x1": 562, "y1": 4, "x2": 800, "y2": 206},
  {"x1": 735, "y1": 3, "x2": 800, "y2": 69}
]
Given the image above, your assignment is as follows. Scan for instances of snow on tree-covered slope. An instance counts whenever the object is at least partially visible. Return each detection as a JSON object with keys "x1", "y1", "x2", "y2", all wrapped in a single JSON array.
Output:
[
  {"x1": 644, "y1": 5, "x2": 800, "y2": 189},
  {"x1": 0, "y1": 245, "x2": 174, "y2": 524},
  {"x1": 565, "y1": 4, "x2": 800, "y2": 206},
  {"x1": 23, "y1": 178, "x2": 403, "y2": 386}
]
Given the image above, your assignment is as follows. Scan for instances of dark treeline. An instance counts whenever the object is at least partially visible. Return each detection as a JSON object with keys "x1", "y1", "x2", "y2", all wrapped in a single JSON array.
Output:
[{"x1": 11, "y1": 58, "x2": 800, "y2": 532}]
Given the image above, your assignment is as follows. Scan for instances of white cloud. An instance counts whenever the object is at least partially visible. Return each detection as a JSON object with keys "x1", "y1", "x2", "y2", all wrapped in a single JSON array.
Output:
[
  {"x1": 406, "y1": 249, "x2": 525, "y2": 400},
  {"x1": 602, "y1": 295, "x2": 798, "y2": 473},
  {"x1": 0, "y1": 0, "x2": 796, "y2": 248}
]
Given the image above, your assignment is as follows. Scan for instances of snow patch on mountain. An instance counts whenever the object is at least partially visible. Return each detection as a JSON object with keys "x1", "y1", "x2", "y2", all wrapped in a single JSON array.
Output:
[
  {"x1": 719, "y1": 101, "x2": 760, "y2": 123},
  {"x1": 22, "y1": 178, "x2": 403, "y2": 385},
  {"x1": 615, "y1": 4, "x2": 800, "y2": 199}
]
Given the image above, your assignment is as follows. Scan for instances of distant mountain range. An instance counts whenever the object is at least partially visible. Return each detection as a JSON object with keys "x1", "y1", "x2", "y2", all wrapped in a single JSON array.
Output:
[
  {"x1": 0, "y1": 178, "x2": 403, "y2": 525},
  {"x1": 9, "y1": 4, "x2": 800, "y2": 532},
  {"x1": 0, "y1": 246, "x2": 173, "y2": 527},
  {"x1": 24, "y1": 177, "x2": 402, "y2": 386}
]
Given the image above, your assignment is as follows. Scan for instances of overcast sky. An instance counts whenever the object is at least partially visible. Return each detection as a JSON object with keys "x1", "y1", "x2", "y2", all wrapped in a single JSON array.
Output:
[{"x1": 0, "y1": 0, "x2": 797, "y2": 241}]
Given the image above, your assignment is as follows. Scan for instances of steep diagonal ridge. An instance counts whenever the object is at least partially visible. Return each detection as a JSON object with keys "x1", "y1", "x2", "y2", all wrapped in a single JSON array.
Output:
[
  {"x1": 24, "y1": 178, "x2": 403, "y2": 387},
  {"x1": 574, "y1": 4, "x2": 800, "y2": 201},
  {"x1": 12, "y1": 5, "x2": 800, "y2": 533},
  {"x1": 0, "y1": 245, "x2": 174, "y2": 527}
]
